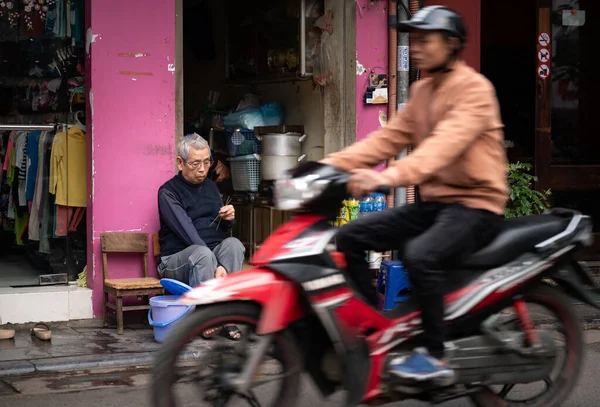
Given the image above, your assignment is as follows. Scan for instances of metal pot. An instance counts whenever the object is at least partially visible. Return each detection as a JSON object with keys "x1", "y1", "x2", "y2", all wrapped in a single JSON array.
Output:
[
  {"x1": 261, "y1": 154, "x2": 307, "y2": 180},
  {"x1": 256, "y1": 133, "x2": 307, "y2": 156}
]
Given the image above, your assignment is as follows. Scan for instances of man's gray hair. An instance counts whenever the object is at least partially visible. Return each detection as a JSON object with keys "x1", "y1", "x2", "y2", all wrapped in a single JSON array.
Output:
[{"x1": 177, "y1": 133, "x2": 210, "y2": 161}]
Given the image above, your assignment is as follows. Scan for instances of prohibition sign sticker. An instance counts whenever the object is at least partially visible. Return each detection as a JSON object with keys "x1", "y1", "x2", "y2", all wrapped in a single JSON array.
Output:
[
  {"x1": 538, "y1": 64, "x2": 550, "y2": 80},
  {"x1": 538, "y1": 48, "x2": 550, "y2": 63},
  {"x1": 538, "y1": 32, "x2": 550, "y2": 47}
]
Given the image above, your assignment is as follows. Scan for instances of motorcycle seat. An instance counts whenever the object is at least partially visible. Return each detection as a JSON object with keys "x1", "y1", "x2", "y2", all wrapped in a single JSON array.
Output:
[{"x1": 460, "y1": 214, "x2": 569, "y2": 270}]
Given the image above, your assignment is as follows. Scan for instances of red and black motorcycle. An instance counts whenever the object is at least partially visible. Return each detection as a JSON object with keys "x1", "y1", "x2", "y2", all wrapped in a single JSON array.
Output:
[{"x1": 152, "y1": 162, "x2": 599, "y2": 407}]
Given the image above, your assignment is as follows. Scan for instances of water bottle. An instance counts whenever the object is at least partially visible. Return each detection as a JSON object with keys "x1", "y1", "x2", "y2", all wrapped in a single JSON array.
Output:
[
  {"x1": 359, "y1": 195, "x2": 374, "y2": 217},
  {"x1": 373, "y1": 193, "x2": 387, "y2": 212},
  {"x1": 372, "y1": 193, "x2": 382, "y2": 212}
]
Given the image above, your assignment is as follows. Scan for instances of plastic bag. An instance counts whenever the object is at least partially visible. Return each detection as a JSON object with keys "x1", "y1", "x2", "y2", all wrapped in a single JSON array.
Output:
[
  {"x1": 259, "y1": 102, "x2": 284, "y2": 126},
  {"x1": 313, "y1": 14, "x2": 334, "y2": 86},
  {"x1": 236, "y1": 93, "x2": 261, "y2": 111},
  {"x1": 223, "y1": 107, "x2": 265, "y2": 130}
]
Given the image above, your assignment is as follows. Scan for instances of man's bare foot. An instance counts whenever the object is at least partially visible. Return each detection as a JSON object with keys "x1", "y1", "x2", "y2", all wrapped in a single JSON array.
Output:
[
  {"x1": 201, "y1": 326, "x2": 222, "y2": 339},
  {"x1": 215, "y1": 266, "x2": 227, "y2": 278}
]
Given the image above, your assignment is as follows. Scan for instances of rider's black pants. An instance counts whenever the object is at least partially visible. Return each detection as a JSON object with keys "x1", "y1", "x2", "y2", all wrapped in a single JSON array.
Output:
[{"x1": 335, "y1": 202, "x2": 502, "y2": 359}]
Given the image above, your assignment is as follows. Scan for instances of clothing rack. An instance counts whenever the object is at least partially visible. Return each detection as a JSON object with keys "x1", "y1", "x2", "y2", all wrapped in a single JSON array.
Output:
[{"x1": 0, "y1": 124, "x2": 56, "y2": 131}]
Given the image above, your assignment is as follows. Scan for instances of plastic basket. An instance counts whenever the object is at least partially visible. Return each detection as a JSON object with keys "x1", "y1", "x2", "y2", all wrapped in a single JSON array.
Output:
[
  {"x1": 226, "y1": 128, "x2": 261, "y2": 156},
  {"x1": 229, "y1": 154, "x2": 261, "y2": 192}
]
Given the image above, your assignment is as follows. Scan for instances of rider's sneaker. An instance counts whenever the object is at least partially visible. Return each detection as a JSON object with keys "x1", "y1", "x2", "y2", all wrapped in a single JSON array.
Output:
[{"x1": 387, "y1": 349, "x2": 456, "y2": 385}]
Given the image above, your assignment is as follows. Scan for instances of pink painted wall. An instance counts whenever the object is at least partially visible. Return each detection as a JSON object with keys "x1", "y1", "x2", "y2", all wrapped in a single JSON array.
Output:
[
  {"x1": 85, "y1": 0, "x2": 176, "y2": 316},
  {"x1": 355, "y1": 0, "x2": 389, "y2": 143}
]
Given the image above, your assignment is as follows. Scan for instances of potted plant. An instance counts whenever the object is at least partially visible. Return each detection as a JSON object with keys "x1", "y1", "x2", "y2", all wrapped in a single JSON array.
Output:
[{"x1": 505, "y1": 162, "x2": 551, "y2": 218}]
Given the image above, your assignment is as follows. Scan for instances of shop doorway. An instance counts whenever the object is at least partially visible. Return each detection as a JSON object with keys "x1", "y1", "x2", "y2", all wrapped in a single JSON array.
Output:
[
  {"x1": 181, "y1": 0, "x2": 326, "y2": 256},
  {"x1": 482, "y1": 0, "x2": 600, "y2": 259},
  {"x1": 536, "y1": 0, "x2": 600, "y2": 258},
  {"x1": 481, "y1": 0, "x2": 537, "y2": 163},
  {"x1": 0, "y1": 3, "x2": 88, "y2": 287}
]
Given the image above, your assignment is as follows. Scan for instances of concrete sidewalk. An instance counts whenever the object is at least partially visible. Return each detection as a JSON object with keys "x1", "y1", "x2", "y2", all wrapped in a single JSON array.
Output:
[
  {"x1": 2, "y1": 301, "x2": 600, "y2": 379},
  {"x1": 0, "y1": 319, "x2": 211, "y2": 377}
]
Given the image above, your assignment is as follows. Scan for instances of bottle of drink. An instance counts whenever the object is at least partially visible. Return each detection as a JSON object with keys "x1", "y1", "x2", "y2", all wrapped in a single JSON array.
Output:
[
  {"x1": 373, "y1": 193, "x2": 387, "y2": 211},
  {"x1": 347, "y1": 198, "x2": 360, "y2": 221},
  {"x1": 359, "y1": 195, "x2": 374, "y2": 217}
]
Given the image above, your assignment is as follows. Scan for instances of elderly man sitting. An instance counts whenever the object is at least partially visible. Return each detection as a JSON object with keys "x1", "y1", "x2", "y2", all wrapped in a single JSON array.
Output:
[{"x1": 157, "y1": 133, "x2": 246, "y2": 340}]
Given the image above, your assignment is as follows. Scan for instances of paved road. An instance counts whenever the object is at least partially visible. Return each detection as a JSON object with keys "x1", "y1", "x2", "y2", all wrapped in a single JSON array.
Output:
[{"x1": 4, "y1": 332, "x2": 600, "y2": 407}]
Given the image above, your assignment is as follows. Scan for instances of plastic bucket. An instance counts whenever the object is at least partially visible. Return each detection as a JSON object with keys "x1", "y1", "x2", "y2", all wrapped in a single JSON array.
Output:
[{"x1": 148, "y1": 295, "x2": 195, "y2": 343}]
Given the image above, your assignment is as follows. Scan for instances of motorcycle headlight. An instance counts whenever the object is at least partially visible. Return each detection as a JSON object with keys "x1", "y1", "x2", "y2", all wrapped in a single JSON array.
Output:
[{"x1": 273, "y1": 174, "x2": 330, "y2": 211}]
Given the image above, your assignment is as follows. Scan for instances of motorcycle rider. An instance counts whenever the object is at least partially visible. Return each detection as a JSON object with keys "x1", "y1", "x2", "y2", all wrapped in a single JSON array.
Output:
[{"x1": 321, "y1": 6, "x2": 508, "y2": 384}]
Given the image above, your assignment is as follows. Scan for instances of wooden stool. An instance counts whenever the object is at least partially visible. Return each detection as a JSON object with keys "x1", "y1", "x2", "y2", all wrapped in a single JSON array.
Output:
[{"x1": 101, "y1": 232, "x2": 164, "y2": 334}]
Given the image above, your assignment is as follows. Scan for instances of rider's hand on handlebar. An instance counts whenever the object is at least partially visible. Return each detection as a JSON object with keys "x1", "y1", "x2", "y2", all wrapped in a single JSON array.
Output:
[{"x1": 348, "y1": 169, "x2": 393, "y2": 199}]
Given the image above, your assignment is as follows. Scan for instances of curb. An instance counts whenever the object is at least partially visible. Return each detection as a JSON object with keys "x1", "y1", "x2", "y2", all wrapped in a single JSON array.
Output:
[
  {"x1": 0, "y1": 352, "x2": 157, "y2": 378},
  {"x1": 0, "y1": 338, "x2": 215, "y2": 378}
]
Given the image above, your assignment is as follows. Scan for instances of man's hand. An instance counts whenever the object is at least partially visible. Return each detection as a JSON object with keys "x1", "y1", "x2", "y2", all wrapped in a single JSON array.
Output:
[
  {"x1": 219, "y1": 205, "x2": 235, "y2": 221},
  {"x1": 348, "y1": 168, "x2": 393, "y2": 199},
  {"x1": 214, "y1": 160, "x2": 231, "y2": 183},
  {"x1": 215, "y1": 266, "x2": 227, "y2": 278}
]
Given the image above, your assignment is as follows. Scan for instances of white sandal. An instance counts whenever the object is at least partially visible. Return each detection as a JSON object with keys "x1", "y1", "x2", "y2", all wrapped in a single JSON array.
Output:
[{"x1": 0, "y1": 329, "x2": 16, "y2": 340}]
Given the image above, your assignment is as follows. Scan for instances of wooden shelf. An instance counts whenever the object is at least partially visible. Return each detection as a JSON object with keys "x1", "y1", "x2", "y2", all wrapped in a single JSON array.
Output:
[{"x1": 226, "y1": 72, "x2": 313, "y2": 86}]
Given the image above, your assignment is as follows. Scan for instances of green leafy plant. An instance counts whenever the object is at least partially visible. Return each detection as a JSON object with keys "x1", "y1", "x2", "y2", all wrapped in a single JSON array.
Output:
[{"x1": 505, "y1": 162, "x2": 551, "y2": 218}]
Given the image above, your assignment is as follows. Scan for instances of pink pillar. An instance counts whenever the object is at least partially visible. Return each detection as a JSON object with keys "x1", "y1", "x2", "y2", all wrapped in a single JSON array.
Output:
[
  {"x1": 85, "y1": 0, "x2": 177, "y2": 316},
  {"x1": 355, "y1": 1, "x2": 389, "y2": 143}
]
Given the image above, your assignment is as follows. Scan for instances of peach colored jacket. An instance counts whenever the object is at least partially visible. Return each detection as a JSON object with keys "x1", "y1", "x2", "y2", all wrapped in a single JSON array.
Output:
[{"x1": 327, "y1": 61, "x2": 509, "y2": 215}]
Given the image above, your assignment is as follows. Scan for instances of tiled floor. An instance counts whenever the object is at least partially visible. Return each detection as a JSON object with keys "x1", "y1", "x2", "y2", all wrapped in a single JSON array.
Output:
[{"x1": 0, "y1": 254, "x2": 40, "y2": 288}]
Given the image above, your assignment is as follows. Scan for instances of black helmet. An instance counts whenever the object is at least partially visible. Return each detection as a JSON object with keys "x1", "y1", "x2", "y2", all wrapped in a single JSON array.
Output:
[{"x1": 398, "y1": 6, "x2": 467, "y2": 50}]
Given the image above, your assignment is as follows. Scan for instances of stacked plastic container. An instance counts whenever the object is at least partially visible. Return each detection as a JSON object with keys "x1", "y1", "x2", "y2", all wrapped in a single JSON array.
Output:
[{"x1": 226, "y1": 128, "x2": 262, "y2": 192}]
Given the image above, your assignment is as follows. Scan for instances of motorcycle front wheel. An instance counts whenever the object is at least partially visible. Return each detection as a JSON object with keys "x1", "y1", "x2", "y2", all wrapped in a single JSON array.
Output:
[
  {"x1": 470, "y1": 285, "x2": 584, "y2": 407},
  {"x1": 151, "y1": 302, "x2": 302, "y2": 407}
]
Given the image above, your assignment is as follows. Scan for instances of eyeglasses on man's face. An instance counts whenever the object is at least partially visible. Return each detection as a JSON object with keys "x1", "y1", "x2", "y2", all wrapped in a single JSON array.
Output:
[{"x1": 184, "y1": 159, "x2": 213, "y2": 170}]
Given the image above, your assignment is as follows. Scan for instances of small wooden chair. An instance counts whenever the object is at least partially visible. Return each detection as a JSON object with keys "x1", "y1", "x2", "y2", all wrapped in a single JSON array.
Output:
[
  {"x1": 153, "y1": 233, "x2": 161, "y2": 258},
  {"x1": 101, "y1": 232, "x2": 164, "y2": 334}
]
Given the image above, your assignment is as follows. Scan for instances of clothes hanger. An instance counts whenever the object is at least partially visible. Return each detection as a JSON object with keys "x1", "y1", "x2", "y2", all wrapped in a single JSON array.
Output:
[{"x1": 75, "y1": 111, "x2": 86, "y2": 132}]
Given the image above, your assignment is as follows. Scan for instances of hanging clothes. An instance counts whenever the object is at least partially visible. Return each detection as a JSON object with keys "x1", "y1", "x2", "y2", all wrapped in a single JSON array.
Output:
[
  {"x1": 22, "y1": 0, "x2": 49, "y2": 38},
  {"x1": 0, "y1": 132, "x2": 6, "y2": 188},
  {"x1": 44, "y1": 0, "x2": 58, "y2": 36},
  {"x1": 26, "y1": 131, "x2": 41, "y2": 202},
  {"x1": 54, "y1": 205, "x2": 84, "y2": 237},
  {"x1": 49, "y1": 126, "x2": 86, "y2": 207},
  {"x1": 0, "y1": 180, "x2": 11, "y2": 231},
  {"x1": 39, "y1": 131, "x2": 56, "y2": 253},
  {"x1": 3, "y1": 133, "x2": 13, "y2": 172},
  {"x1": 29, "y1": 131, "x2": 47, "y2": 241},
  {"x1": 14, "y1": 131, "x2": 28, "y2": 208},
  {"x1": 0, "y1": 132, "x2": 12, "y2": 231},
  {"x1": 14, "y1": 212, "x2": 29, "y2": 246},
  {"x1": 5, "y1": 132, "x2": 18, "y2": 221},
  {"x1": 53, "y1": 0, "x2": 71, "y2": 39}
]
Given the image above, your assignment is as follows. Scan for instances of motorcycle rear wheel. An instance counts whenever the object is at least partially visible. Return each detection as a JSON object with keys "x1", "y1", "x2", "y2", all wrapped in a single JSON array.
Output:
[
  {"x1": 470, "y1": 285, "x2": 584, "y2": 407},
  {"x1": 151, "y1": 302, "x2": 302, "y2": 407}
]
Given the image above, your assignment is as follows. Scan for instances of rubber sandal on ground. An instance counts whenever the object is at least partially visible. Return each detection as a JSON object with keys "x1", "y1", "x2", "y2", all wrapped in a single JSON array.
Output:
[
  {"x1": 0, "y1": 329, "x2": 15, "y2": 340},
  {"x1": 30, "y1": 323, "x2": 52, "y2": 341}
]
